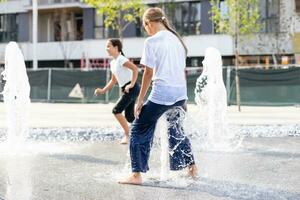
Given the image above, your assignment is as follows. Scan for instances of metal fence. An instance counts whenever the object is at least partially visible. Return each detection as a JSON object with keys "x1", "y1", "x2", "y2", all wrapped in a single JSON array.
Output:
[{"x1": 0, "y1": 66, "x2": 299, "y2": 106}]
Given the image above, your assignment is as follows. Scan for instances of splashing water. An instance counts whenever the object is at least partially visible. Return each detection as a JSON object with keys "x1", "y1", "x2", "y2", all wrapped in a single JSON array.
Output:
[
  {"x1": 151, "y1": 48, "x2": 244, "y2": 183},
  {"x1": 154, "y1": 106, "x2": 195, "y2": 182},
  {"x1": 151, "y1": 47, "x2": 246, "y2": 181},
  {"x1": 1, "y1": 42, "x2": 31, "y2": 149},
  {"x1": 150, "y1": 48, "x2": 244, "y2": 184},
  {"x1": 154, "y1": 109, "x2": 170, "y2": 181},
  {"x1": 193, "y1": 47, "x2": 243, "y2": 151}
]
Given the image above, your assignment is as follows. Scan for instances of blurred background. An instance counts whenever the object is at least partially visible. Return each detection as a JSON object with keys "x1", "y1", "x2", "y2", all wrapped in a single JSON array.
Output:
[{"x1": 0, "y1": 0, "x2": 299, "y2": 106}]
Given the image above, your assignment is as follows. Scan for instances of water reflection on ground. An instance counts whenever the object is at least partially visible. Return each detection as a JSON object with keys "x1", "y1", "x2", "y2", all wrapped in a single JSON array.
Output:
[{"x1": 0, "y1": 137, "x2": 299, "y2": 200}]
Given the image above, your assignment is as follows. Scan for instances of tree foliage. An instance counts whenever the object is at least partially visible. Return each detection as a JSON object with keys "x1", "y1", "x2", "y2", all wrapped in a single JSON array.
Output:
[
  {"x1": 82, "y1": 0, "x2": 145, "y2": 38},
  {"x1": 210, "y1": 0, "x2": 261, "y2": 112},
  {"x1": 210, "y1": 0, "x2": 260, "y2": 37}
]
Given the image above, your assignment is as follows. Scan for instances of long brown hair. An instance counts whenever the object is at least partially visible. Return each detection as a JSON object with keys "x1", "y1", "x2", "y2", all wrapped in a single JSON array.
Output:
[{"x1": 143, "y1": 7, "x2": 188, "y2": 56}]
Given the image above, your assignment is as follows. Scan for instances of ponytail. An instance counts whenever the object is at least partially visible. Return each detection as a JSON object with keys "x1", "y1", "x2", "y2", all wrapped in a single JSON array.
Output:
[
  {"x1": 160, "y1": 18, "x2": 188, "y2": 56},
  {"x1": 120, "y1": 50, "x2": 125, "y2": 56},
  {"x1": 143, "y1": 7, "x2": 188, "y2": 57}
]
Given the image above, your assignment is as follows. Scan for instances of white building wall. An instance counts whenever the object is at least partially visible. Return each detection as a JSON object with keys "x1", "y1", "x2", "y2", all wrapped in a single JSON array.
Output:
[
  {"x1": 0, "y1": 35, "x2": 233, "y2": 61},
  {"x1": 240, "y1": 0, "x2": 300, "y2": 55},
  {"x1": 0, "y1": 0, "x2": 29, "y2": 14},
  {"x1": 185, "y1": 34, "x2": 233, "y2": 56}
]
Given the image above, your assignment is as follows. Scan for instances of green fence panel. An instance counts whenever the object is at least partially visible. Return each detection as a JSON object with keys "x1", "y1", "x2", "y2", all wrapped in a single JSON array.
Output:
[
  {"x1": 28, "y1": 70, "x2": 49, "y2": 100},
  {"x1": 229, "y1": 67, "x2": 300, "y2": 106},
  {"x1": 23, "y1": 67, "x2": 300, "y2": 106}
]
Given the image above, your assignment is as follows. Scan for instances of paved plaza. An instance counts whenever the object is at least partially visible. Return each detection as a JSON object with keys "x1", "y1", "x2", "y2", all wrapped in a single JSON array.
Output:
[{"x1": 0, "y1": 103, "x2": 299, "y2": 200}]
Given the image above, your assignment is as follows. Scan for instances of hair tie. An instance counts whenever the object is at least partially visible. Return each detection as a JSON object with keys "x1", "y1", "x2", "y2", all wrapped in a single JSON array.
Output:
[{"x1": 161, "y1": 16, "x2": 166, "y2": 21}]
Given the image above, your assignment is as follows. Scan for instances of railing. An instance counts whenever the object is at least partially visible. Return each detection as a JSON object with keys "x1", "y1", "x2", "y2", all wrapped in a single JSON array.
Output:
[{"x1": 33, "y1": 0, "x2": 80, "y2": 6}]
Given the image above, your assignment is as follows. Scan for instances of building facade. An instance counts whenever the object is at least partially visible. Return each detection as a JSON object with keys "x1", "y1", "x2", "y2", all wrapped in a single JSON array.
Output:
[{"x1": 0, "y1": 0, "x2": 299, "y2": 68}]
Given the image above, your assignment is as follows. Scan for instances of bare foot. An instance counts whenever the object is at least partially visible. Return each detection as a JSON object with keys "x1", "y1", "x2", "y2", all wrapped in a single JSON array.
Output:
[
  {"x1": 120, "y1": 136, "x2": 129, "y2": 144},
  {"x1": 118, "y1": 173, "x2": 142, "y2": 185},
  {"x1": 187, "y1": 164, "x2": 198, "y2": 178}
]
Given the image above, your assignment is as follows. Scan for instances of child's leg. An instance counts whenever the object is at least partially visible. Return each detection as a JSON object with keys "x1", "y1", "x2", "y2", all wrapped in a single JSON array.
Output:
[
  {"x1": 166, "y1": 103, "x2": 196, "y2": 174},
  {"x1": 167, "y1": 110, "x2": 195, "y2": 170},
  {"x1": 114, "y1": 113, "x2": 129, "y2": 143},
  {"x1": 124, "y1": 83, "x2": 139, "y2": 123},
  {"x1": 114, "y1": 115, "x2": 129, "y2": 134},
  {"x1": 124, "y1": 101, "x2": 135, "y2": 123},
  {"x1": 119, "y1": 101, "x2": 169, "y2": 184},
  {"x1": 112, "y1": 94, "x2": 134, "y2": 144}
]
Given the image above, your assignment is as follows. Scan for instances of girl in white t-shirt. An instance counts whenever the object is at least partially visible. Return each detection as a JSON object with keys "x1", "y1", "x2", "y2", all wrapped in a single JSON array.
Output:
[
  {"x1": 94, "y1": 39, "x2": 140, "y2": 144},
  {"x1": 119, "y1": 7, "x2": 197, "y2": 185}
]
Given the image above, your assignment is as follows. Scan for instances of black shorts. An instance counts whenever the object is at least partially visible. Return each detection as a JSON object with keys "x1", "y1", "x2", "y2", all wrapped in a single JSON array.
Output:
[{"x1": 112, "y1": 82, "x2": 140, "y2": 123}]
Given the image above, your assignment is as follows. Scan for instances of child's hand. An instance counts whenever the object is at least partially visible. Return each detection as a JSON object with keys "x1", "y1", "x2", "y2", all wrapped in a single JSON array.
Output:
[
  {"x1": 134, "y1": 98, "x2": 143, "y2": 119},
  {"x1": 94, "y1": 88, "x2": 105, "y2": 96},
  {"x1": 124, "y1": 84, "x2": 133, "y2": 93}
]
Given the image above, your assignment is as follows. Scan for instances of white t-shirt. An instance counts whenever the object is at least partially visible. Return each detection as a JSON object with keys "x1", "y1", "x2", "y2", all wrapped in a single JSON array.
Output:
[
  {"x1": 140, "y1": 30, "x2": 188, "y2": 105},
  {"x1": 110, "y1": 54, "x2": 132, "y2": 87}
]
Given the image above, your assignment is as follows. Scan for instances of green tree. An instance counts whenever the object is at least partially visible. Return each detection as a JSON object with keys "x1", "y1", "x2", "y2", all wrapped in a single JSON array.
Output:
[
  {"x1": 210, "y1": 0, "x2": 260, "y2": 111},
  {"x1": 83, "y1": 0, "x2": 145, "y2": 39}
]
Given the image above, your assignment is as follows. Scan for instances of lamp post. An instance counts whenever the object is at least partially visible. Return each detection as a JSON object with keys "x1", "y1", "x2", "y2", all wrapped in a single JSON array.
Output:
[{"x1": 32, "y1": 0, "x2": 38, "y2": 70}]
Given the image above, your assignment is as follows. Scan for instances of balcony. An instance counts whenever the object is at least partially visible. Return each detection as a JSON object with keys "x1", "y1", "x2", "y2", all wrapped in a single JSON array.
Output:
[
  {"x1": 37, "y1": 0, "x2": 81, "y2": 5},
  {"x1": 27, "y1": 0, "x2": 88, "y2": 10}
]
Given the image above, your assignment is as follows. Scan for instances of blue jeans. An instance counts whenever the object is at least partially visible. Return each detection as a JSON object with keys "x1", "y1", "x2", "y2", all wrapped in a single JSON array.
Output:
[{"x1": 129, "y1": 100, "x2": 195, "y2": 172}]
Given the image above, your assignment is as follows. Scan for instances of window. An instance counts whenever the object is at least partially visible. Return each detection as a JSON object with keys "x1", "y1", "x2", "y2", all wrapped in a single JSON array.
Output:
[
  {"x1": 220, "y1": 1, "x2": 228, "y2": 19},
  {"x1": 0, "y1": 14, "x2": 18, "y2": 43},
  {"x1": 159, "y1": 1, "x2": 201, "y2": 36},
  {"x1": 94, "y1": 13, "x2": 105, "y2": 39},
  {"x1": 135, "y1": 17, "x2": 143, "y2": 37},
  {"x1": 75, "y1": 13, "x2": 83, "y2": 40},
  {"x1": 53, "y1": 12, "x2": 62, "y2": 41},
  {"x1": 0, "y1": 15, "x2": 4, "y2": 31},
  {"x1": 190, "y1": 2, "x2": 201, "y2": 35},
  {"x1": 212, "y1": 0, "x2": 229, "y2": 34},
  {"x1": 295, "y1": 0, "x2": 300, "y2": 12},
  {"x1": 94, "y1": 1, "x2": 202, "y2": 38},
  {"x1": 260, "y1": 0, "x2": 279, "y2": 33},
  {"x1": 52, "y1": 10, "x2": 83, "y2": 42},
  {"x1": 181, "y1": 2, "x2": 189, "y2": 35},
  {"x1": 94, "y1": 13, "x2": 118, "y2": 39}
]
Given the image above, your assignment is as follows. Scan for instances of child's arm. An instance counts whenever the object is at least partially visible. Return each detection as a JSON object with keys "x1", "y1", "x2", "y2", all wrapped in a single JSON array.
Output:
[
  {"x1": 94, "y1": 74, "x2": 117, "y2": 96},
  {"x1": 123, "y1": 61, "x2": 138, "y2": 93},
  {"x1": 135, "y1": 66, "x2": 153, "y2": 118}
]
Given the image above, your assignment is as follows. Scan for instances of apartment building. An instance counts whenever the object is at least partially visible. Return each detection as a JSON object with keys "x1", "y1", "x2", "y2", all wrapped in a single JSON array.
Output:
[{"x1": 0, "y1": 0, "x2": 299, "y2": 68}]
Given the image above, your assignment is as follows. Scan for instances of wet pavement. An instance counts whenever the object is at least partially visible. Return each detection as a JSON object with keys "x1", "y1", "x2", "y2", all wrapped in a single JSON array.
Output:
[
  {"x1": 0, "y1": 103, "x2": 300, "y2": 199},
  {"x1": 0, "y1": 137, "x2": 299, "y2": 200}
]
